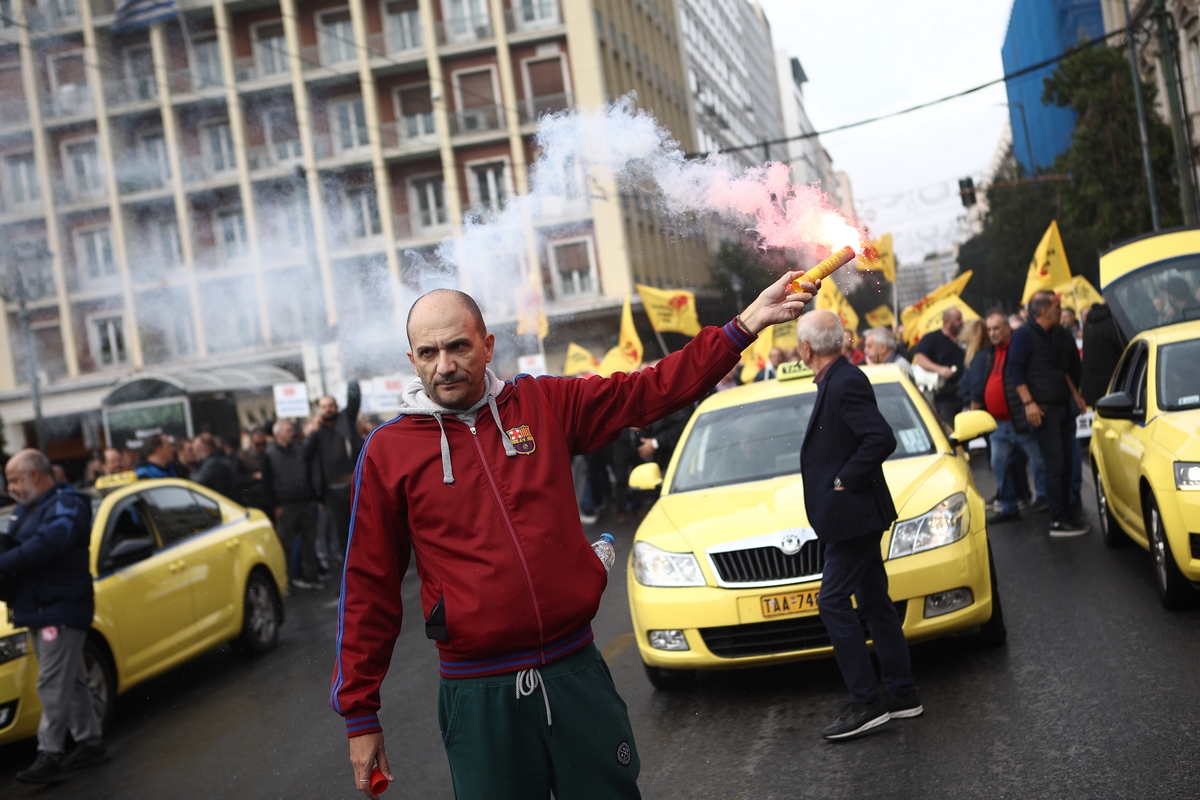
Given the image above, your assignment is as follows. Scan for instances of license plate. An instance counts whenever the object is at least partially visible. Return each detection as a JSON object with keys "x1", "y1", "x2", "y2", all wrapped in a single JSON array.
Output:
[{"x1": 761, "y1": 589, "x2": 820, "y2": 618}]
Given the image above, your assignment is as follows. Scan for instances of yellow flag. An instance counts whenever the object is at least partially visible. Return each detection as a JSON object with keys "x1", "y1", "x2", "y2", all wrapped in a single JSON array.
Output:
[
  {"x1": 900, "y1": 270, "x2": 973, "y2": 343},
  {"x1": 1022, "y1": 220, "x2": 1073, "y2": 305},
  {"x1": 865, "y1": 304, "x2": 896, "y2": 329},
  {"x1": 740, "y1": 320, "x2": 798, "y2": 383},
  {"x1": 597, "y1": 294, "x2": 644, "y2": 377},
  {"x1": 858, "y1": 233, "x2": 896, "y2": 283},
  {"x1": 1059, "y1": 274, "x2": 1103, "y2": 312},
  {"x1": 913, "y1": 295, "x2": 980, "y2": 343},
  {"x1": 636, "y1": 284, "x2": 702, "y2": 336},
  {"x1": 563, "y1": 342, "x2": 600, "y2": 376},
  {"x1": 515, "y1": 283, "x2": 549, "y2": 339},
  {"x1": 815, "y1": 278, "x2": 859, "y2": 336}
]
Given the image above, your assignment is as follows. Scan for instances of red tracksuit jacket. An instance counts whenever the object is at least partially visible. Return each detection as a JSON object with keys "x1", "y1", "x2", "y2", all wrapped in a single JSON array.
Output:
[{"x1": 330, "y1": 321, "x2": 754, "y2": 736}]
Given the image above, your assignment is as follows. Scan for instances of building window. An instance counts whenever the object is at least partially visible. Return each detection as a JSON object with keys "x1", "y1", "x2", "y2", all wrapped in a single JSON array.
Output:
[
  {"x1": 396, "y1": 85, "x2": 435, "y2": 140},
  {"x1": 516, "y1": 0, "x2": 558, "y2": 29},
  {"x1": 141, "y1": 133, "x2": 171, "y2": 186},
  {"x1": 345, "y1": 187, "x2": 381, "y2": 239},
  {"x1": 523, "y1": 56, "x2": 568, "y2": 120},
  {"x1": 265, "y1": 108, "x2": 302, "y2": 164},
  {"x1": 443, "y1": 0, "x2": 489, "y2": 42},
  {"x1": 551, "y1": 239, "x2": 596, "y2": 297},
  {"x1": 76, "y1": 227, "x2": 116, "y2": 280},
  {"x1": 333, "y1": 98, "x2": 370, "y2": 152},
  {"x1": 153, "y1": 217, "x2": 182, "y2": 267},
  {"x1": 125, "y1": 46, "x2": 157, "y2": 100},
  {"x1": 191, "y1": 37, "x2": 223, "y2": 88},
  {"x1": 0, "y1": 0, "x2": 15, "y2": 29},
  {"x1": 90, "y1": 315, "x2": 128, "y2": 367},
  {"x1": 203, "y1": 122, "x2": 236, "y2": 174},
  {"x1": 454, "y1": 68, "x2": 499, "y2": 131},
  {"x1": 412, "y1": 176, "x2": 446, "y2": 228},
  {"x1": 254, "y1": 22, "x2": 288, "y2": 76},
  {"x1": 385, "y1": 0, "x2": 423, "y2": 52},
  {"x1": 319, "y1": 10, "x2": 356, "y2": 65},
  {"x1": 64, "y1": 140, "x2": 102, "y2": 198},
  {"x1": 47, "y1": 0, "x2": 78, "y2": 23},
  {"x1": 4, "y1": 153, "x2": 40, "y2": 208},
  {"x1": 215, "y1": 210, "x2": 248, "y2": 261},
  {"x1": 470, "y1": 161, "x2": 507, "y2": 215},
  {"x1": 49, "y1": 52, "x2": 89, "y2": 115}
]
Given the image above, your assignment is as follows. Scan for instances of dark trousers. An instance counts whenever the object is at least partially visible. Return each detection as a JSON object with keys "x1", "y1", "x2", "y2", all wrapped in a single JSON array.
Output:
[
  {"x1": 325, "y1": 485, "x2": 352, "y2": 555},
  {"x1": 1032, "y1": 403, "x2": 1075, "y2": 524},
  {"x1": 935, "y1": 398, "x2": 961, "y2": 429},
  {"x1": 818, "y1": 531, "x2": 915, "y2": 705},
  {"x1": 276, "y1": 502, "x2": 318, "y2": 582}
]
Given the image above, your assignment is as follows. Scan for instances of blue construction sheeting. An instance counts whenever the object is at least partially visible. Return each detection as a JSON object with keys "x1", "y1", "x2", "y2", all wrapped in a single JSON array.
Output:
[{"x1": 1002, "y1": 0, "x2": 1105, "y2": 174}]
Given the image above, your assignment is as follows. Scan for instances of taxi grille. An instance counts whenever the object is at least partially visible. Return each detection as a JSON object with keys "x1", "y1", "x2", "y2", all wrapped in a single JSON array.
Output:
[
  {"x1": 699, "y1": 601, "x2": 908, "y2": 658},
  {"x1": 709, "y1": 541, "x2": 824, "y2": 585}
]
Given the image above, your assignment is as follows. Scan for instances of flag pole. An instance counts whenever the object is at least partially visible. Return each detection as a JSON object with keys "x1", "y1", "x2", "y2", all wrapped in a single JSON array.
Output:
[{"x1": 653, "y1": 329, "x2": 671, "y2": 357}]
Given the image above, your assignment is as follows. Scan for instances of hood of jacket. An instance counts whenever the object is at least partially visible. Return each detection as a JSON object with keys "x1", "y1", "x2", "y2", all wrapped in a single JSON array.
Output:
[{"x1": 397, "y1": 369, "x2": 515, "y2": 484}]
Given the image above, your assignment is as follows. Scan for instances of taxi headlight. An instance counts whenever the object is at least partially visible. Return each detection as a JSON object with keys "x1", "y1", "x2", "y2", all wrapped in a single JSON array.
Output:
[
  {"x1": 1175, "y1": 462, "x2": 1200, "y2": 491},
  {"x1": 632, "y1": 541, "x2": 706, "y2": 587},
  {"x1": 889, "y1": 493, "x2": 970, "y2": 559},
  {"x1": 0, "y1": 633, "x2": 28, "y2": 666}
]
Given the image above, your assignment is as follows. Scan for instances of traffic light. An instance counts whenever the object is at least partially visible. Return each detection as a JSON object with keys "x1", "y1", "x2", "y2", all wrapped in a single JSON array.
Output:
[{"x1": 959, "y1": 177, "x2": 976, "y2": 208}]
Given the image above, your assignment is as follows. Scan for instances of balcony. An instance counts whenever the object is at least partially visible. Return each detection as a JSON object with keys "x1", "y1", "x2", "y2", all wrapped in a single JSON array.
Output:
[
  {"x1": 311, "y1": 132, "x2": 372, "y2": 162},
  {"x1": 504, "y1": 0, "x2": 562, "y2": 34},
  {"x1": 517, "y1": 92, "x2": 570, "y2": 125},
  {"x1": 233, "y1": 56, "x2": 292, "y2": 85},
  {"x1": 379, "y1": 116, "x2": 438, "y2": 151},
  {"x1": 105, "y1": 75, "x2": 158, "y2": 109},
  {"x1": 116, "y1": 161, "x2": 170, "y2": 195},
  {"x1": 54, "y1": 178, "x2": 106, "y2": 208},
  {"x1": 447, "y1": 104, "x2": 504, "y2": 137},
  {"x1": 397, "y1": 208, "x2": 449, "y2": 241},
  {"x1": 0, "y1": 97, "x2": 30, "y2": 131},
  {"x1": 168, "y1": 67, "x2": 224, "y2": 97},
  {"x1": 25, "y1": 2, "x2": 81, "y2": 32},
  {"x1": 181, "y1": 155, "x2": 239, "y2": 187},
  {"x1": 42, "y1": 85, "x2": 93, "y2": 120},
  {"x1": 436, "y1": 13, "x2": 492, "y2": 46},
  {"x1": 246, "y1": 142, "x2": 303, "y2": 173}
]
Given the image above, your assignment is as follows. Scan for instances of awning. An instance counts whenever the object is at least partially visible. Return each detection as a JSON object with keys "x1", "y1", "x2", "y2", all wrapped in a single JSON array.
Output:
[{"x1": 101, "y1": 365, "x2": 299, "y2": 407}]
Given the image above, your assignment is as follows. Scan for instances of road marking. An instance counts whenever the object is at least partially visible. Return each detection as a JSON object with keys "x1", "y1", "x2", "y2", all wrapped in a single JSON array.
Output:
[{"x1": 602, "y1": 632, "x2": 635, "y2": 662}]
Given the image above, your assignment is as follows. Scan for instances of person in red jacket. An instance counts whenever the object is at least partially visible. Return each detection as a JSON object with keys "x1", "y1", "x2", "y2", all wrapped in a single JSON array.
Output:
[{"x1": 333, "y1": 273, "x2": 818, "y2": 799}]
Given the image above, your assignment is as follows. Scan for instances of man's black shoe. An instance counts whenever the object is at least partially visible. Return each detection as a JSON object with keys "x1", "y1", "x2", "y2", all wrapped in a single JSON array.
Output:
[
  {"x1": 884, "y1": 688, "x2": 924, "y2": 719},
  {"x1": 1029, "y1": 497, "x2": 1049, "y2": 513},
  {"x1": 1050, "y1": 520, "x2": 1090, "y2": 538},
  {"x1": 15, "y1": 752, "x2": 65, "y2": 784},
  {"x1": 821, "y1": 696, "x2": 890, "y2": 740},
  {"x1": 60, "y1": 743, "x2": 111, "y2": 772},
  {"x1": 986, "y1": 510, "x2": 1020, "y2": 525}
]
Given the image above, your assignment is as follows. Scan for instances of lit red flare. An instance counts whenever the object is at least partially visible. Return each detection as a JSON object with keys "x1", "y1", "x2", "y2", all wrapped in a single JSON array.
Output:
[{"x1": 789, "y1": 245, "x2": 856, "y2": 295}]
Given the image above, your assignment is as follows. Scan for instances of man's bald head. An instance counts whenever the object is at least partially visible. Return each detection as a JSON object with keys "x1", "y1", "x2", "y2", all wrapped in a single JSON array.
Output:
[
  {"x1": 406, "y1": 289, "x2": 486, "y2": 343},
  {"x1": 942, "y1": 306, "x2": 964, "y2": 337}
]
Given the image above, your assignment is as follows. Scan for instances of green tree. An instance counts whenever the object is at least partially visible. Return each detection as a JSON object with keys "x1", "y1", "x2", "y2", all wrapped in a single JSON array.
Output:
[{"x1": 708, "y1": 237, "x2": 797, "y2": 299}]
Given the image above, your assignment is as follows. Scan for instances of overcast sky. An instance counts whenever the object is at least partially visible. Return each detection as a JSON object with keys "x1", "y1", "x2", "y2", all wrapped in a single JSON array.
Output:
[{"x1": 758, "y1": 0, "x2": 1017, "y2": 265}]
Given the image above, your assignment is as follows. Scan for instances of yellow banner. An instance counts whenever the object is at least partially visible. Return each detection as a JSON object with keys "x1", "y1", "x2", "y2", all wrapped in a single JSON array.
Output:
[
  {"x1": 913, "y1": 295, "x2": 980, "y2": 343},
  {"x1": 865, "y1": 304, "x2": 896, "y2": 329},
  {"x1": 1022, "y1": 220, "x2": 1073, "y2": 305},
  {"x1": 597, "y1": 294, "x2": 644, "y2": 377},
  {"x1": 1059, "y1": 274, "x2": 1103, "y2": 312},
  {"x1": 858, "y1": 233, "x2": 896, "y2": 283},
  {"x1": 515, "y1": 283, "x2": 548, "y2": 340},
  {"x1": 563, "y1": 342, "x2": 600, "y2": 376},
  {"x1": 635, "y1": 284, "x2": 702, "y2": 336},
  {"x1": 740, "y1": 319, "x2": 797, "y2": 383},
  {"x1": 900, "y1": 270, "x2": 973, "y2": 343},
  {"x1": 815, "y1": 278, "x2": 859, "y2": 336}
]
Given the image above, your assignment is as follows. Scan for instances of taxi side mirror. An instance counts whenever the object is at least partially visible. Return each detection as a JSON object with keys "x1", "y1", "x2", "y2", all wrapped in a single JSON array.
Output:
[
  {"x1": 103, "y1": 537, "x2": 155, "y2": 570},
  {"x1": 948, "y1": 410, "x2": 997, "y2": 449},
  {"x1": 1095, "y1": 391, "x2": 1135, "y2": 419},
  {"x1": 629, "y1": 462, "x2": 663, "y2": 491}
]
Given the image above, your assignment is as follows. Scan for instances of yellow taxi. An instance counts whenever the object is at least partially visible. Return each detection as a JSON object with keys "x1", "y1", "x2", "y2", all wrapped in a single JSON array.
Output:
[
  {"x1": 626, "y1": 362, "x2": 1003, "y2": 690},
  {"x1": 0, "y1": 475, "x2": 288, "y2": 742},
  {"x1": 1090, "y1": 228, "x2": 1200, "y2": 608}
]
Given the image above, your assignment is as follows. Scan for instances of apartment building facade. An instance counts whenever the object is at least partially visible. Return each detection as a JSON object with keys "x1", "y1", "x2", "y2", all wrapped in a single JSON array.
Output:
[{"x1": 0, "y1": 0, "x2": 702, "y2": 457}]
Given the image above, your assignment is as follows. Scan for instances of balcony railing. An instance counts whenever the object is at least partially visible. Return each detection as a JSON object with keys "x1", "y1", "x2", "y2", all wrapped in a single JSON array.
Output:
[
  {"x1": 310, "y1": 132, "x2": 373, "y2": 161},
  {"x1": 0, "y1": 98, "x2": 30, "y2": 129},
  {"x1": 447, "y1": 104, "x2": 503, "y2": 137},
  {"x1": 168, "y1": 67, "x2": 223, "y2": 96},
  {"x1": 504, "y1": 0, "x2": 561, "y2": 33},
  {"x1": 181, "y1": 155, "x2": 238, "y2": 185},
  {"x1": 116, "y1": 162, "x2": 170, "y2": 194},
  {"x1": 517, "y1": 92, "x2": 570, "y2": 125},
  {"x1": 105, "y1": 75, "x2": 158, "y2": 108},
  {"x1": 246, "y1": 142, "x2": 303, "y2": 172},
  {"x1": 42, "y1": 85, "x2": 93, "y2": 119},
  {"x1": 379, "y1": 116, "x2": 438, "y2": 150},
  {"x1": 54, "y1": 178, "x2": 106, "y2": 205},
  {"x1": 436, "y1": 13, "x2": 492, "y2": 45},
  {"x1": 396, "y1": 209, "x2": 449, "y2": 239},
  {"x1": 25, "y1": 2, "x2": 80, "y2": 32}
]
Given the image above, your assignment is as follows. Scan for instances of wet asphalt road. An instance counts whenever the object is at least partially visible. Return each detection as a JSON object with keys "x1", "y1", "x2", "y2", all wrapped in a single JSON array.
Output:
[{"x1": 2, "y1": 454, "x2": 1200, "y2": 798}]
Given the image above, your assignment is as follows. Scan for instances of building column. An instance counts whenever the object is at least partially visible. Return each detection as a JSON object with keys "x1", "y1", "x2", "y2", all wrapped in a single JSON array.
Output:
[
  {"x1": 80, "y1": 0, "x2": 144, "y2": 367},
  {"x1": 151, "y1": 23, "x2": 208, "y2": 358},
  {"x1": 417, "y1": 0, "x2": 464, "y2": 233},
  {"x1": 281, "y1": 0, "x2": 338, "y2": 325},
  {"x1": 214, "y1": 0, "x2": 272, "y2": 343},
  {"x1": 14, "y1": 0, "x2": 80, "y2": 378},
  {"x1": 347, "y1": 0, "x2": 404, "y2": 325}
]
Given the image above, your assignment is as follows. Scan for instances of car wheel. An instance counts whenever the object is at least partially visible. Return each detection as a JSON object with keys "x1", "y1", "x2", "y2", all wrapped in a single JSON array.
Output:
[
  {"x1": 642, "y1": 661, "x2": 696, "y2": 691},
  {"x1": 1093, "y1": 465, "x2": 1126, "y2": 548},
  {"x1": 1145, "y1": 493, "x2": 1195, "y2": 610},
  {"x1": 232, "y1": 571, "x2": 282, "y2": 656},
  {"x1": 82, "y1": 637, "x2": 117, "y2": 732},
  {"x1": 977, "y1": 542, "x2": 1007, "y2": 647}
]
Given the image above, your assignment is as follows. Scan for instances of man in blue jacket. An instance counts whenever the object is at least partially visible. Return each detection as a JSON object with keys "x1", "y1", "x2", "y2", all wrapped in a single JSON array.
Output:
[
  {"x1": 0, "y1": 450, "x2": 107, "y2": 783},
  {"x1": 797, "y1": 311, "x2": 920, "y2": 740}
]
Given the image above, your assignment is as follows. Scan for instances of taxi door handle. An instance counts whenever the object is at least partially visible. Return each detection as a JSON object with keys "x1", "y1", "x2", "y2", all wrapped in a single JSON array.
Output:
[
  {"x1": 1104, "y1": 430, "x2": 1118, "y2": 440},
  {"x1": 225, "y1": 538, "x2": 240, "y2": 551},
  {"x1": 168, "y1": 559, "x2": 186, "y2": 574}
]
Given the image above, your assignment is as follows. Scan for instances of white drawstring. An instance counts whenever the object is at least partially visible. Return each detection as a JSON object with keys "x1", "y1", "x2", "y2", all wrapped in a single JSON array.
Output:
[{"x1": 515, "y1": 668, "x2": 552, "y2": 729}]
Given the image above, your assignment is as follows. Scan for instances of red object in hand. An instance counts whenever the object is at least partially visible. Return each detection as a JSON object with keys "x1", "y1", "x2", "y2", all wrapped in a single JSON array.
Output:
[{"x1": 370, "y1": 768, "x2": 389, "y2": 794}]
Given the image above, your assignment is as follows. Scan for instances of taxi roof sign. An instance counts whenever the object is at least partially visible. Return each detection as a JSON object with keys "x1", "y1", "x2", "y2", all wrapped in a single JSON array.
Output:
[
  {"x1": 777, "y1": 361, "x2": 814, "y2": 382},
  {"x1": 93, "y1": 471, "x2": 138, "y2": 492}
]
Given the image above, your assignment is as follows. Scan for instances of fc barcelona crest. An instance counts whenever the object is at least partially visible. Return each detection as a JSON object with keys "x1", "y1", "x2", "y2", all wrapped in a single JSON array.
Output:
[{"x1": 506, "y1": 424, "x2": 536, "y2": 454}]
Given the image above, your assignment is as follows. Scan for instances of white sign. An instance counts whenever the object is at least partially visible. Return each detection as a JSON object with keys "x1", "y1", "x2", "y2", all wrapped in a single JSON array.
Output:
[
  {"x1": 1076, "y1": 409, "x2": 1095, "y2": 439},
  {"x1": 360, "y1": 375, "x2": 409, "y2": 414},
  {"x1": 518, "y1": 354, "x2": 547, "y2": 377},
  {"x1": 273, "y1": 382, "x2": 310, "y2": 418}
]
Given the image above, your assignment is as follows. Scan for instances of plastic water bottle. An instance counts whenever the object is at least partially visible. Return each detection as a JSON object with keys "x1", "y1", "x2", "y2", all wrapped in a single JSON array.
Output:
[{"x1": 592, "y1": 533, "x2": 616, "y2": 572}]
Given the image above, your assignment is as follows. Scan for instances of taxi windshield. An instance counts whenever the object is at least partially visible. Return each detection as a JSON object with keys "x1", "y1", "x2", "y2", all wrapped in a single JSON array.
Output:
[
  {"x1": 1158, "y1": 339, "x2": 1200, "y2": 411},
  {"x1": 670, "y1": 383, "x2": 934, "y2": 494},
  {"x1": 1109, "y1": 256, "x2": 1200, "y2": 338}
]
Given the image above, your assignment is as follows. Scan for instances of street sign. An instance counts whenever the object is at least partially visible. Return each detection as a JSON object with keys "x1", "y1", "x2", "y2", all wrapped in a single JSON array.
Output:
[{"x1": 273, "y1": 382, "x2": 310, "y2": 418}]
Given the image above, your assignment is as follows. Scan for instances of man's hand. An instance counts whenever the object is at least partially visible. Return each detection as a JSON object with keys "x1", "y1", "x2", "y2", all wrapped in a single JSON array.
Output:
[
  {"x1": 350, "y1": 732, "x2": 392, "y2": 798},
  {"x1": 938, "y1": 365, "x2": 955, "y2": 380},
  {"x1": 1025, "y1": 401, "x2": 1043, "y2": 428},
  {"x1": 738, "y1": 271, "x2": 820, "y2": 335},
  {"x1": 274, "y1": 507, "x2": 283, "y2": 520},
  {"x1": 637, "y1": 438, "x2": 657, "y2": 460}
]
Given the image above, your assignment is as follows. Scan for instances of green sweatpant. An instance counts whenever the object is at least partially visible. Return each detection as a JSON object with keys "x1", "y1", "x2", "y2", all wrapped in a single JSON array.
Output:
[{"x1": 438, "y1": 642, "x2": 642, "y2": 800}]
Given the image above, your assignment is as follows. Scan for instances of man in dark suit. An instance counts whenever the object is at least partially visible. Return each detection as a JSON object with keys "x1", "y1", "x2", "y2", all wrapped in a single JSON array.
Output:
[{"x1": 798, "y1": 310, "x2": 921, "y2": 739}]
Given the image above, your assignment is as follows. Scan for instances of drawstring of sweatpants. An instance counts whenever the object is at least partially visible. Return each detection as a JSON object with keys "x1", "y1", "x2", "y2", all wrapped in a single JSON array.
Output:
[{"x1": 515, "y1": 668, "x2": 552, "y2": 731}]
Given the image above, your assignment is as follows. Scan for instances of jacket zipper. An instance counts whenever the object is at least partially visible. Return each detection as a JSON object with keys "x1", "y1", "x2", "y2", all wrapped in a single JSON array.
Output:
[{"x1": 468, "y1": 425, "x2": 547, "y2": 663}]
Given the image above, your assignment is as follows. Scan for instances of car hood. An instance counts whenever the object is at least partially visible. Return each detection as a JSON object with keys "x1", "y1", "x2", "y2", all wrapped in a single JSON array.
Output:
[
  {"x1": 647, "y1": 454, "x2": 960, "y2": 552},
  {"x1": 1153, "y1": 408, "x2": 1200, "y2": 460}
]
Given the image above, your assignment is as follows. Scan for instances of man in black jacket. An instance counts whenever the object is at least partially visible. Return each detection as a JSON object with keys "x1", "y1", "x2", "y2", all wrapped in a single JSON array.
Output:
[
  {"x1": 797, "y1": 311, "x2": 920, "y2": 740},
  {"x1": 1009, "y1": 291, "x2": 1088, "y2": 537},
  {"x1": 263, "y1": 420, "x2": 322, "y2": 589},
  {"x1": 190, "y1": 433, "x2": 237, "y2": 499},
  {"x1": 1080, "y1": 303, "x2": 1124, "y2": 406},
  {"x1": 308, "y1": 381, "x2": 362, "y2": 555},
  {"x1": 0, "y1": 451, "x2": 107, "y2": 783}
]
